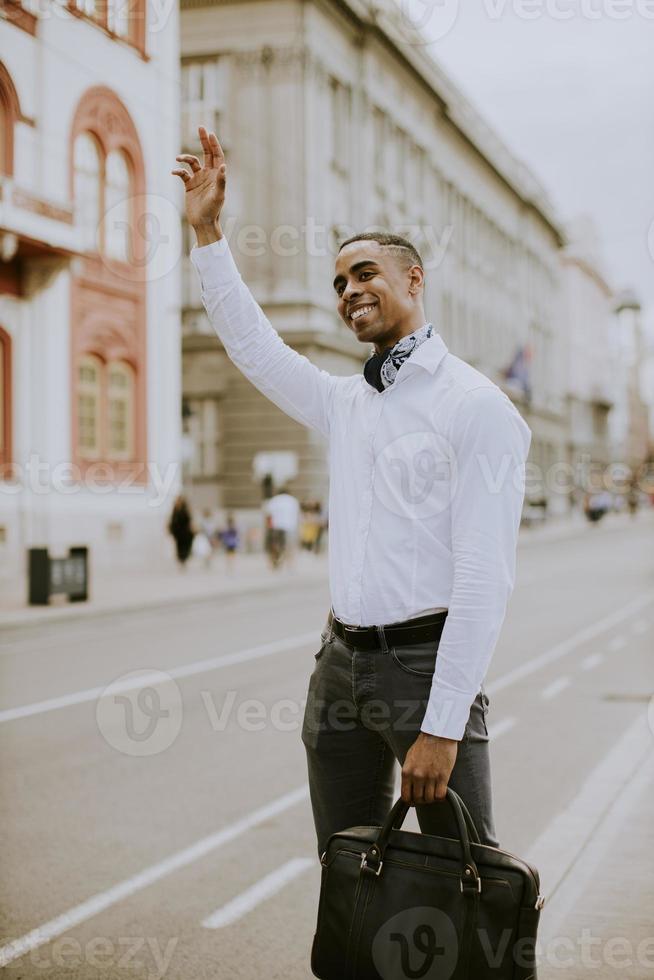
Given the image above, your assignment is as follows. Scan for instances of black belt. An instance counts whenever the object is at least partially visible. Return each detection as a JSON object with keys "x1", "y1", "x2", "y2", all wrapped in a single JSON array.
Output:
[{"x1": 327, "y1": 608, "x2": 448, "y2": 652}]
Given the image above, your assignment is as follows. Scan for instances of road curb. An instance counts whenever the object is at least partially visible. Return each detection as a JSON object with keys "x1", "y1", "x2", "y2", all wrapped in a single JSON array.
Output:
[{"x1": 0, "y1": 567, "x2": 329, "y2": 630}]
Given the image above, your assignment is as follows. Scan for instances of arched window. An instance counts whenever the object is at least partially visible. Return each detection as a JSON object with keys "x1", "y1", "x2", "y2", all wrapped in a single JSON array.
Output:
[
  {"x1": 0, "y1": 98, "x2": 7, "y2": 175},
  {"x1": 107, "y1": 0, "x2": 130, "y2": 37},
  {"x1": 77, "y1": 355, "x2": 103, "y2": 460},
  {"x1": 107, "y1": 361, "x2": 134, "y2": 460},
  {"x1": 0, "y1": 61, "x2": 21, "y2": 177},
  {"x1": 104, "y1": 150, "x2": 131, "y2": 262},
  {"x1": 74, "y1": 0, "x2": 98, "y2": 14},
  {"x1": 0, "y1": 328, "x2": 11, "y2": 471},
  {"x1": 74, "y1": 133, "x2": 102, "y2": 252}
]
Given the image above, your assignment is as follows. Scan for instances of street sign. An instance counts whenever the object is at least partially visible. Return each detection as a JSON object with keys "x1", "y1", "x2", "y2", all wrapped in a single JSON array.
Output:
[{"x1": 28, "y1": 546, "x2": 89, "y2": 606}]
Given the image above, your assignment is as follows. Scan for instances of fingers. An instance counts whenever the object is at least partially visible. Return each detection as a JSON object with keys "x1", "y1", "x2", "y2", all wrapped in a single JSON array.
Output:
[
  {"x1": 401, "y1": 768, "x2": 426, "y2": 805},
  {"x1": 401, "y1": 769, "x2": 444, "y2": 805},
  {"x1": 171, "y1": 169, "x2": 191, "y2": 183},
  {"x1": 198, "y1": 125, "x2": 225, "y2": 169},
  {"x1": 175, "y1": 154, "x2": 201, "y2": 173}
]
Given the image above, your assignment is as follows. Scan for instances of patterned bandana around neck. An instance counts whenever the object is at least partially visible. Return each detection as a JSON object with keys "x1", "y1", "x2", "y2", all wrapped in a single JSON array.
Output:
[{"x1": 363, "y1": 323, "x2": 434, "y2": 393}]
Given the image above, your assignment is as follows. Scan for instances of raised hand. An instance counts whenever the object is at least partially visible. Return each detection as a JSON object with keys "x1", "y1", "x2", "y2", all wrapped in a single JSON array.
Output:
[{"x1": 171, "y1": 126, "x2": 226, "y2": 243}]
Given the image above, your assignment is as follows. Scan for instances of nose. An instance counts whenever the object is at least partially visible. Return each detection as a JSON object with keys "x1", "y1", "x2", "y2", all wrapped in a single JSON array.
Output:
[{"x1": 341, "y1": 281, "x2": 361, "y2": 304}]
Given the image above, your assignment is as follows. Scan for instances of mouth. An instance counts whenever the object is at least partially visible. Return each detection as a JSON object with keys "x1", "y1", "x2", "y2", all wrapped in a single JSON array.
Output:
[{"x1": 348, "y1": 303, "x2": 378, "y2": 325}]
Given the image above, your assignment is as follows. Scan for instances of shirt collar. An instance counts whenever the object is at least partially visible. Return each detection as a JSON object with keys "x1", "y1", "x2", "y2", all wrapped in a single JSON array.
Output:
[{"x1": 397, "y1": 328, "x2": 449, "y2": 377}]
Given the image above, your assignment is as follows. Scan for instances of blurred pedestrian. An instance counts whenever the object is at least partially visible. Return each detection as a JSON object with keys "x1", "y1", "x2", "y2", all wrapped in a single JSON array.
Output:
[
  {"x1": 263, "y1": 486, "x2": 300, "y2": 569},
  {"x1": 627, "y1": 483, "x2": 639, "y2": 518},
  {"x1": 219, "y1": 513, "x2": 240, "y2": 573},
  {"x1": 168, "y1": 495, "x2": 195, "y2": 568},
  {"x1": 300, "y1": 501, "x2": 321, "y2": 552},
  {"x1": 198, "y1": 507, "x2": 220, "y2": 568}
]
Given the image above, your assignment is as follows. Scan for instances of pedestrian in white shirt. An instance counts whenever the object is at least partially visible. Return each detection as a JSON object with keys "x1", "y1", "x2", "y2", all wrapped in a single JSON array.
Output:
[
  {"x1": 173, "y1": 128, "x2": 531, "y2": 855},
  {"x1": 263, "y1": 487, "x2": 300, "y2": 569}
]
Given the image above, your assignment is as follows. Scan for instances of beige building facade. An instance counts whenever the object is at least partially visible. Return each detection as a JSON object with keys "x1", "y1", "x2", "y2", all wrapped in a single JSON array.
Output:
[
  {"x1": 561, "y1": 218, "x2": 615, "y2": 508},
  {"x1": 180, "y1": 0, "x2": 567, "y2": 521}
]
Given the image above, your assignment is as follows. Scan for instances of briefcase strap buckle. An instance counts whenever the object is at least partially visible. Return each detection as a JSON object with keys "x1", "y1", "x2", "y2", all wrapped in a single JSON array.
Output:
[
  {"x1": 360, "y1": 851, "x2": 383, "y2": 876},
  {"x1": 460, "y1": 868, "x2": 482, "y2": 893}
]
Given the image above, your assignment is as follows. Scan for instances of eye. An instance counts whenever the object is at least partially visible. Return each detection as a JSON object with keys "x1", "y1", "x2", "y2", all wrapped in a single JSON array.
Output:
[{"x1": 360, "y1": 270, "x2": 374, "y2": 280}]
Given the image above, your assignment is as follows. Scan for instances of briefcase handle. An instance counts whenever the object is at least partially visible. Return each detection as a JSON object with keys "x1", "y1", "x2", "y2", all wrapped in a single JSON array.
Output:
[{"x1": 360, "y1": 788, "x2": 482, "y2": 892}]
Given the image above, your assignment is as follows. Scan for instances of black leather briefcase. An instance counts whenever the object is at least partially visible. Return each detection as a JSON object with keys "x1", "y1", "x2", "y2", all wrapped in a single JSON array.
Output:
[{"x1": 311, "y1": 788, "x2": 544, "y2": 980}]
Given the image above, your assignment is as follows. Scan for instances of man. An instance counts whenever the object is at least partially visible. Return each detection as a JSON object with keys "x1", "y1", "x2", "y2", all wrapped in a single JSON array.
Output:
[
  {"x1": 172, "y1": 128, "x2": 531, "y2": 855},
  {"x1": 263, "y1": 485, "x2": 300, "y2": 569}
]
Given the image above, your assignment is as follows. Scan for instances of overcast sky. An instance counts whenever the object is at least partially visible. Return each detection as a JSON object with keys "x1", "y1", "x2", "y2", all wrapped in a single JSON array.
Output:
[{"x1": 405, "y1": 0, "x2": 654, "y2": 337}]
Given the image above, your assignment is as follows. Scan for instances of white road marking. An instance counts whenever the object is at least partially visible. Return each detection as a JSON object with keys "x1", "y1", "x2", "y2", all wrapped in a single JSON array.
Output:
[
  {"x1": 487, "y1": 716, "x2": 516, "y2": 741},
  {"x1": 528, "y1": 714, "x2": 654, "y2": 945},
  {"x1": 541, "y1": 676, "x2": 571, "y2": 701},
  {"x1": 2, "y1": 592, "x2": 652, "y2": 727},
  {"x1": 580, "y1": 652, "x2": 604, "y2": 671},
  {"x1": 607, "y1": 634, "x2": 626, "y2": 652},
  {"x1": 202, "y1": 858, "x2": 313, "y2": 929},
  {"x1": 0, "y1": 785, "x2": 310, "y2": 969},
  {"x1": 0, "y1": 632, "x2": 319, "y2": 724},
  {"x1": 632, "y1": 618, "x2": 649, "y2": 635},
  {"x1": 486, "y1": 592, "x2": 653, "y2": 697}
]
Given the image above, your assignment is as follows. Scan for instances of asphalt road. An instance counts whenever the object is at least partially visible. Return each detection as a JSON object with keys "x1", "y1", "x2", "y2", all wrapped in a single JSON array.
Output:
[{"x1": 1, "y1": 513, "x2": 653, "y2": 979}]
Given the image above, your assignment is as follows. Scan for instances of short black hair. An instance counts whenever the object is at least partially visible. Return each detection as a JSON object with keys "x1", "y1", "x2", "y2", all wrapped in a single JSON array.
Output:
[{"x1": 338, "y1": 232, "x2": 423, "y2": 271}]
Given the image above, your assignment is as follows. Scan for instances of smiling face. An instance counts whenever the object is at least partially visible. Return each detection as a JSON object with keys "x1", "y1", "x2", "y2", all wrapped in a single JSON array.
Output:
[{"x1": 333, "y1": 240, "x2": 426, "y2": 352}]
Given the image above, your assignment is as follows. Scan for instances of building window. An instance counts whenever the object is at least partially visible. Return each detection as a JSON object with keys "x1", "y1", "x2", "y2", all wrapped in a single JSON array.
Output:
[
  {"x1": 105, "y1": 150, "x2": 131, "y2": 261},
  {"x1": 107, "y1": 362, "x2": 133, "y2": 458},
  {"x1": 328, "y1": 77, "x2": 350, "y2": 175},
  {"x1": 74, "y1": 135, "x2": 133, "y2": 260},
  {"x1": 107, "y1": 0, "x2": 130, "y2": 37},
  {"x1": 373, "y1": 109, "x2": 386, "y2": 195},
  {"x1": 187, "y1": 397, "x2": 222, "y2": 479},
  {"x1": 73, "y1": 0, "x2": 97, "y2": 15},
  {"x1": 69, "y1": 0, "x2": 144, "y2": 48},
  {"x1": 74, "y1": 133, "x2": 102, "y2": 252},
  {"x1": 76, "y1": 357, "x2": 136, "y2": 462},
  {"x1": 181, "y1": 59, "x2": 226, "y2": 149},
  {"x1": 0, "y1": 329, "x2": 11, "y2": 472},
  {"x1": 77, "y1": 355, "x2": 102, "y2": 460},
  {"x1": 107, "y1": 361, "x2": 135, "y2": 460},
  {"x1": 0, "y1": 98, "x2": 7, "y2": 175},
  {"x1": 0, "y1": 61, "x2": 21, "y2": 176}
]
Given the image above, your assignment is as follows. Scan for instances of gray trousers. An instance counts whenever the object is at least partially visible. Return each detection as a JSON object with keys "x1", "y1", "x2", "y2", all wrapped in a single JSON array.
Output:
[{"x1": 301, "y1": 620, "x2": 499, "y2": 859}]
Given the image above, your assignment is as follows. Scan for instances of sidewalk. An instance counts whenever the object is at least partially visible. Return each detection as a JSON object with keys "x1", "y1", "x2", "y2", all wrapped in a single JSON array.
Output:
[
  {"x1": 1, "y1": 508, "x2": 651, "y2": 629},
  {"x1": 517, "y1": 505, "x2": 653, "y2": 548},
  {"x1": 0, "y1": 550, "x2": 330, "y2": 628},
  {"x1": 537, "y1": 750, "x2": 654, "y2": 980}
]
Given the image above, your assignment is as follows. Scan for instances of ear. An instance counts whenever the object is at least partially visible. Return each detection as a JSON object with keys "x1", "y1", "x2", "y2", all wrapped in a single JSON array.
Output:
[{"x1": 408, "y1": 264, "x2": 424, "y2": 295}]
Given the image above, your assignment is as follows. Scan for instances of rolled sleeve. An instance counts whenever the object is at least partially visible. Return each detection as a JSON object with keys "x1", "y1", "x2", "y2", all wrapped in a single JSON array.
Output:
[{"x1": 421, "y1": 386, "x2": 532, "y2": 740}]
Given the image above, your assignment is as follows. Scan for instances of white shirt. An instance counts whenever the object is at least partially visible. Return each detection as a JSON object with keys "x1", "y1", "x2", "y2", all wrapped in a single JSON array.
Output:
[
  {"x1": 263, "y1": 493, "x2": 300, "y2": 533},
  {"x1": 191, "y1": 239, "x2": 532, "y2": 740}
]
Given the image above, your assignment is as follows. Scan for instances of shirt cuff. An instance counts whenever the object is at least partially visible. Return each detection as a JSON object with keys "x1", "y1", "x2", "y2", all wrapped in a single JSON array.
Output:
[
  {"x1": 190, "y1": 236, "x2": 241, "y2": 291},
  {"x1": 420, "y1": 686, "x2": 476, "y2": 741}
]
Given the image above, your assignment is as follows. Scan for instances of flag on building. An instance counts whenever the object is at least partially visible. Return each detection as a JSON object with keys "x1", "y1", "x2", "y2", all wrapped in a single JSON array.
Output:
[{"x1": 503, "y1": 344, "x2": 532, "y2": 403}]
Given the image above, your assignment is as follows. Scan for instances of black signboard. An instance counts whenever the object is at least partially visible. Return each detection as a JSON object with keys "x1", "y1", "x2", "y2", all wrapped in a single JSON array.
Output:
[{"x1": 28, "y1": 547, "x2": 89, "y2": 605}]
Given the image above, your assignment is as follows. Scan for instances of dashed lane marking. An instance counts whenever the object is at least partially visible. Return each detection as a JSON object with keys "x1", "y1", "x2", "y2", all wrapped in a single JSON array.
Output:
[
  {"x1": 0, "y1": 785, "x2": 310, "y2": 968},
  {"x1": 202, "y1": 858, "x2": 314, "y2": 929}
]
